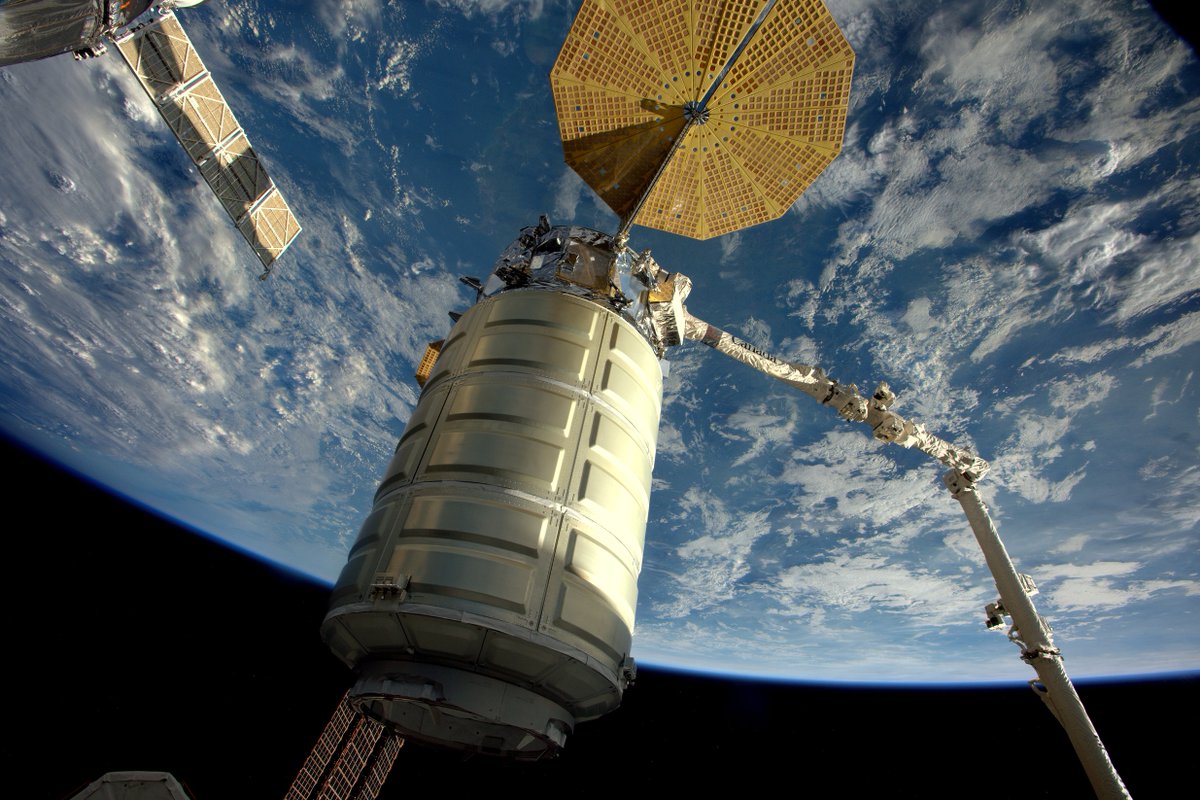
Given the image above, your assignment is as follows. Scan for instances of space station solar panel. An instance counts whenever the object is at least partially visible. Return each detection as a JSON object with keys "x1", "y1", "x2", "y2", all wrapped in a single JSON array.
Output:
[
  {"x1": 114, "y1": 12, "x2": 205, "y2": 101},
  {"x1": 551, "y1": 0, "x2": 854, "y2": 240},
  {"x1": 237, "y1": 185, "x2": 303, "y2": 270},
  {"x1": 114, "y1": 11, "x2": 300, "y2": 274}
]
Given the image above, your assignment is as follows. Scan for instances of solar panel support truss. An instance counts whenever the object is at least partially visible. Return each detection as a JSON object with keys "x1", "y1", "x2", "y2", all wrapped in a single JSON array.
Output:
[
  {"x1": 114, "y1": 10, "x2": 300, "y2": 277},
  {"x1": 286, "y1": 691, "x2": 402, "y2": 800}
]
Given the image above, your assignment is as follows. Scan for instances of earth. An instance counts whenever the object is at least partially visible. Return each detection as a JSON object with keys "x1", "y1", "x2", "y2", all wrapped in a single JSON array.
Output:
[{"x1": 0, "y1": 0, "x2": 1197, "y2": 683}]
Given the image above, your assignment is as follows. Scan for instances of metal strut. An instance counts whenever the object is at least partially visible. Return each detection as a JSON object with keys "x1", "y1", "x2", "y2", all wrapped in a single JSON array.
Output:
[
  {"x1": 614, "y1": 0, "x2": 779, "y2": 246},
  {"x1": 943, "y1": 470, "x2": 1130, "y2": 800},
  {"x1": 615, "y1": 117, "x2": 696, "y2": 246},
  {"x1": 679, "y1": 309, "x2": 1131, "y2": 799}
]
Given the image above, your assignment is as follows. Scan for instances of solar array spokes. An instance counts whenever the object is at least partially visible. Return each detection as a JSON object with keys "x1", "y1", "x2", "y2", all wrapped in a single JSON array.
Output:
[{"x1": 551, "y1": 0, "x2": 854, "y2": 240}]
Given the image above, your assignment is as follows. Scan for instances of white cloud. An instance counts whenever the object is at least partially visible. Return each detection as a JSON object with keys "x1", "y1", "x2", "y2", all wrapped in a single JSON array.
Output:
[
  {"x1": 777, "y1": 430, "x2": 957, "y2": 545},
  {"x1": 1139, "y1": 458, "x2": 1200, "y2": 532},
  {"x1": 0, "y1": 38, "x2": 472, "y2": 580},
  {"x1": 552, "y1": 167, "x2": 587, "y2": 220},
  {"x1": 432, "y1": 0, "x2": 545, "y2": 19},
  {"x1": 1131, "y1": 311, "x2": 1200, "y2": 367},
  {"x1": 771, "y1": 552, "x2": 979, "y2": 626},
  {"x1": 1036, "y1": 560, "x2": 1200, "y2": 613},
  {"x1": 652, "y1": 487, "x2": 774, "y2": 619},
  {"x1": 734, "y1": 316, "x2": 772, "y2": 350},
  {"x1": 1051, "y1": 533, "x2": 1089, "y2": 555},
  {"x1": 1019, "y1": 202, "x2": 1145, "y2": 291},
  {"x1": 720, "y1": 400, "x2": 798, "y2": 468},
  {"x1": 1052, "y1": 13, "x2": 1200, "y2": 176},
  {"x1": 991, "y1": 411, "x2": 1087, "y2": 504},
  {"x1": 719, "y1": 232, "x2": 743, "y2": 265},
  {"x1": 1049, "y1": 335, "x2": 1137, "y2": 367},
  {"x1": 807, "y1": 0, "x2": 1200, "y2": 377},
  {"x1": 778, "y1": 333, "x2": 821, "y2": 365},
  {"x1": 377, "y1": 40, "x2": 422, "y2": 93},
  {"x1": 1144, "y1": 371, "x2": 1192, "y2": 420},
  {"x1": 1049, "y1": 311, "x2": 1200, "y2": 370},
  {"x1": 917, "y1": 4, "x2": 1064, "y2": 125},
  {"x1": 1047, "y1": 372, "x2": 1118, "y2": 412},
  {"x1": 901, "y1": 296, "x2": 938, "y2": 336},
  {"x1": 1019, "y1": 192, "x2": 1200, "y2": 323},
  {"x1": 314, "y1": 0, "x2": 384, "y2": 42},
  {"x1": 653, "y1": 418, "x2": 686, "y2": 464}
]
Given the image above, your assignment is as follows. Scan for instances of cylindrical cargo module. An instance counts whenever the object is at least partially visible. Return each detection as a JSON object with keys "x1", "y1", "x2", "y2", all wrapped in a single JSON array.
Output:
[{"x1": 322, "y1": 288, "x2": 662, "y2": 758}]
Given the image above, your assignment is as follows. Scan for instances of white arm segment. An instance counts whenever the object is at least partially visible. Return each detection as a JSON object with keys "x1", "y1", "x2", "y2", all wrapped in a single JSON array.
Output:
[
  {"x1": 681, "y1": 309, "x2": 1131, "y2": 800},
  {"x1": 682, "y1": 311, "x2": 990, "y2": 480}
]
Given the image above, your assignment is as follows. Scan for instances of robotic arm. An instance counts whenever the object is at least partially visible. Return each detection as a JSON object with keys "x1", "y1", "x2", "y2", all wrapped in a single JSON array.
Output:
[
  {"x1": 644, "y1": 266, "x2": 1130, "y2": 799},
  {"x1": 682, "y1": 311, "x2": 990, "y2": 481}
]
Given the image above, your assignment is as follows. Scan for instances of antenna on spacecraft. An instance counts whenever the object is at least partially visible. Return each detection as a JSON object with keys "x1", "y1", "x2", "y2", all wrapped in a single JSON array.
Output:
[
  {"x1": 294, "y1": 3, "x2": 1127, "y2": 799},
  {"x1": 0, "y1": 1, "x2": 301, "y2": 279}
]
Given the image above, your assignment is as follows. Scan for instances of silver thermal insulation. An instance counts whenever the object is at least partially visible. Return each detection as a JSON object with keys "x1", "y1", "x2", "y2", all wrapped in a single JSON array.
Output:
[
  {"x1": 0, "y1": 1, "x2": 153, "y2": 67},
  {"x1": 482, "y1": 218, "x2": 691, "y2": 357}
]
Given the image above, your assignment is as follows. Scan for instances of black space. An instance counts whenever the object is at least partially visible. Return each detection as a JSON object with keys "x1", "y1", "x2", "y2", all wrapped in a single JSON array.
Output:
[
  {"x1": 1149, "y1": 1, "x2": 1200, "y2": 53},
  {"x1": 4, "y1": 433, "x2": 1193, "y2": 799}
]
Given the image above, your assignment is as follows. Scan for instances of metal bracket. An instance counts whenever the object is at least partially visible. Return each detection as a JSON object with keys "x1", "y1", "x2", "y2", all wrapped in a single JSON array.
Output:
[{"x1": 368, "y1": 574, "x2": 410, "y2": 603}]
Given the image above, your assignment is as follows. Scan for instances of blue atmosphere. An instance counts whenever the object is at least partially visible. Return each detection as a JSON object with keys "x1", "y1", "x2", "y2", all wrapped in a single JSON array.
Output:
[{"x1": 1, "y1": 0, "x2": 1197, "y2": 684}]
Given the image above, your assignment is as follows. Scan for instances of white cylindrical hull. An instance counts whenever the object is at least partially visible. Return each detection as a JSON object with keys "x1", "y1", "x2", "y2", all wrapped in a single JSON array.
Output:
[{"x1": 323, "y1": 289, "x2": 662, "y2": 758}]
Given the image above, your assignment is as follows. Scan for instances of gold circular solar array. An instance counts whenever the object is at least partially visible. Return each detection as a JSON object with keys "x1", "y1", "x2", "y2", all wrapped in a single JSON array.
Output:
[{"x1": 550, "y1": 0, "x2": 855, "y2": 240}]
